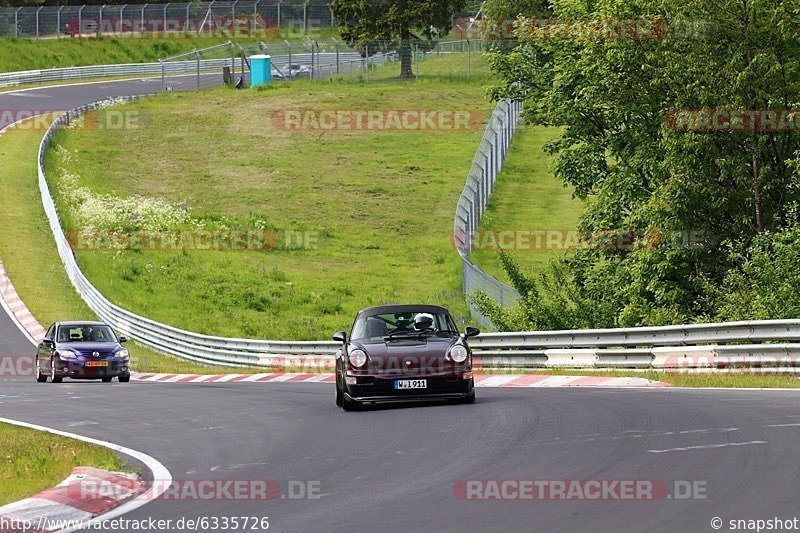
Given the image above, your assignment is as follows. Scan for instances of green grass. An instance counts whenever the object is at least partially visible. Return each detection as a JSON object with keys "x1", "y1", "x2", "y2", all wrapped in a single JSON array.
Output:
[
  {"x1": 44, "y1": 56, "x2": 494, "y2": 341},
  {"x1": 0, "y1": 119, "x2": 244, "y2": 374},
  {"x1": 0, "y1": 422, "x2": 129, "y2": 506},
  {"x1": 470, "y1": 125, "x2": 583, "y2": 282}
]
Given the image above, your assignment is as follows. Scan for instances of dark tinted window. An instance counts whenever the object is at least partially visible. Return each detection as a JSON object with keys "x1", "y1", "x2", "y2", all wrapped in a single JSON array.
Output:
[{"x1": 351, "y1": 310, "x2": 457, "y2": 340}]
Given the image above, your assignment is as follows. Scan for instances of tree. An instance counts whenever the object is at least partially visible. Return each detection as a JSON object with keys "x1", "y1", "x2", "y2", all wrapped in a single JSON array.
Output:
[
  {"x1": 476, "y1": 0, "x2": 800, "y2": 329},
  {"x1": 330, "y1": 0, "x2": 469, "y2": 78}
]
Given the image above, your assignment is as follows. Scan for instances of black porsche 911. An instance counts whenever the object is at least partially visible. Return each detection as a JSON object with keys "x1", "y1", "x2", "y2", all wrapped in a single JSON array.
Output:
[
  {"x1": 333, "y1": 305, "x2": 479, "y2": 410},
  {"x1": 35, "y1": 321, "x2": 131, "y2": 383}
]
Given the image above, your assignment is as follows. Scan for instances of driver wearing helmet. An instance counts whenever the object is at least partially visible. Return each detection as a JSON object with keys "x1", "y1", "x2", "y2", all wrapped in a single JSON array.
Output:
[{"x1": 414, "y1": 313, "x2": 435, "y2": 332}]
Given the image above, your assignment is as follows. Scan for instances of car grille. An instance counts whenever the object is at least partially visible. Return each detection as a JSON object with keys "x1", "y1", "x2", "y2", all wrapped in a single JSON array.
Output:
[{"x1": 76, "y1": 350, "x2": 113, "y2": 357}]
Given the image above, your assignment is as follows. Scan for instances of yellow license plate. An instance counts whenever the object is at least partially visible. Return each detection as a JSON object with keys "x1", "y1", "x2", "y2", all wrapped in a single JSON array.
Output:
[{"x1": 85, "y1": 361, "x2": 108, "y2": 367}]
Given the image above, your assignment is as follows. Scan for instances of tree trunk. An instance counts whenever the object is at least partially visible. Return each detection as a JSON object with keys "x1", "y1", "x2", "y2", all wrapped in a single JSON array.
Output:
[
  {"x1": 751, "y1": 138, "x2": 764, "y2": 233},
  {"x1": 400, "y1": 26, "x2": 413, "y2": 78}
]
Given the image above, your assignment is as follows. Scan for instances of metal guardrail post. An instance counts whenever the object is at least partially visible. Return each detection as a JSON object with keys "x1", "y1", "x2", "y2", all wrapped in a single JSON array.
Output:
[
  {"x1": 119, "y1": 4, "x2": 126, "y2": 34},
  {"x1": 57, "y1": 6, "x2": 64, "y2": 37},
  {"x1": 195, "y1": 49, "x2": 200, "y2": 90},
  {"x1": 99, "y1": 4, "x2": 106, "y2": 36},
  {"x1": 35, "y1": 6, "x2": 43, "y2": 39},
  {"x1": 141, "y1": 4, "x2": 147, "y2": 34},
  {"x1": 14, "y1": 7, "x2": 21, "y2": 38},
  {"x1": 163, "y1": 3, "x2": 168, "y2": 32}
]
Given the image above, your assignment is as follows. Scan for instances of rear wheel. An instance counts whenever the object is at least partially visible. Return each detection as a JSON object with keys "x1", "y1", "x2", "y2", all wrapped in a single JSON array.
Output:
[
  {"x1": 101, "y1": 377, "x2": 113, "y2": 383},
  {"x1": 118, "y1": 374, "x2": 130, "y2": 383}
]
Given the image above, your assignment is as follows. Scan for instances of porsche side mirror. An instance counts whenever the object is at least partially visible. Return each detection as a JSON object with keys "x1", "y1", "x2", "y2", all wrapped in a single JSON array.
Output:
[
  {"x1": 333, "y1": 331, "x2": 347, "y2": 343},
  {"x1": 118, "y1": 336, "x2": 129, "y2": 344},
  {"x1": 464, "y1": 327, "x2": 480, "y2": 338}
]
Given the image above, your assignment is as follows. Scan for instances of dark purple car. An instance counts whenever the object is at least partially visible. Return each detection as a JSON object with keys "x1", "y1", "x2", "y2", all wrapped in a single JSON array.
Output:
[
  {"x1": 333, "y1": 305, "x2": 478, "y2": 410},
  {"x1": 35, "y1": 321, "x2": 131, "y2": 383}
]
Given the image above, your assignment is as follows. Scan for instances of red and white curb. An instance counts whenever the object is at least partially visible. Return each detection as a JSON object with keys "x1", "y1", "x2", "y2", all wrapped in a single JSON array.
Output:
[
  {"x1": 0, "y1": 260, "x2": 46, "y2": 345},
  {"x1": 131, "y1": 372, "x2": 669, "y2": 388},
  {"x1": 0, "y1": 467, "x2": 143, "y2": 532}
]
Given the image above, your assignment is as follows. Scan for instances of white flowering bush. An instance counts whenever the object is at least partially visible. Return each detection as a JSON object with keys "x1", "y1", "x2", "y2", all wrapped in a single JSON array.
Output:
[{"x1": 53, "y1": 145, "x2": 194, "y2": 239}]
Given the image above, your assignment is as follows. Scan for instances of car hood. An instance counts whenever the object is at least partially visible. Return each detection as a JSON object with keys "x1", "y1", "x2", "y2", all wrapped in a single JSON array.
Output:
[
  {"x1": 359, "y1": 336, "x2": 456, "y2": 357},
  {"x1": 57, "y1": 342, "x2": 121, "y2": 355},
  {"x1": 354, "y1": 336, "x2": 464, "y2": 376}
]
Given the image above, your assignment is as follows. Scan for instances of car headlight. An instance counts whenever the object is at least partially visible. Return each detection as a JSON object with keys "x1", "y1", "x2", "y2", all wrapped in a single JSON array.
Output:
[
  {"x1": 348, "y1": 348, "x2": 367, "y2": 368},
  {"x1": 56, "y1": 349, "x2": 77, "y2": 360},
  {"x1": 116, "y1": 349, "x2": 129, "y2": 359},
  {"x1": 449, "y1": 344, "x2": 469, "y2": 363}
]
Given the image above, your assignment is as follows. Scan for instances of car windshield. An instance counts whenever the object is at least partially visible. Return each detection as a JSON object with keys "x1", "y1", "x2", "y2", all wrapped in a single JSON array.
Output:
[
  {"x1": 57, "y1": 325, "x2": 117, "y2": 343},
  {"x1": 351, "y1": 310, "x2": 458, "y2": 340}
]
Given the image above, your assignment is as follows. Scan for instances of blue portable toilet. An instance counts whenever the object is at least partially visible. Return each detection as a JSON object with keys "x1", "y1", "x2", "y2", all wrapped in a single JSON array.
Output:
[{"x1": 250, "y1": 54, "x2": 272, "y2": 87}]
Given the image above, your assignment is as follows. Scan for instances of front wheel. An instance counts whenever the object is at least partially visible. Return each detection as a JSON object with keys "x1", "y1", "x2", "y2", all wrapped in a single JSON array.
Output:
[
  {"x1": 35, "y1": 357, "x2": 47, "y2": 383},
  {"x1": 50, "y1": 358, "x2": 63, "y2": 383},
  {"x1": 456, "y1": 390, "x2": 475, "y2": 404},
  {"x1": 342, "y1": 393, "x2": 361, "y2": 412},
  {"x1": 335, "y1": 373, "x2": 343, "y2": 407}
]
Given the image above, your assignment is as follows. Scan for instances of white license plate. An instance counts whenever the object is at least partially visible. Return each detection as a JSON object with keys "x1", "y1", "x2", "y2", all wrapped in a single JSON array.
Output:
[{"x1": 394, "y1": 379, "x2": 427, "y2": 390}]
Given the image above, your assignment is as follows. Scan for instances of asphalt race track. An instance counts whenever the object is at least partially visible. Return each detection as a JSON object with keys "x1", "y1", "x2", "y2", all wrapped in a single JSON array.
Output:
[
  {"x1": 3, "y1": 76, "x2": 800, "y2": 533},
  {"x1": 3, "y1": 378, "x2": 800, "y2": 532}
]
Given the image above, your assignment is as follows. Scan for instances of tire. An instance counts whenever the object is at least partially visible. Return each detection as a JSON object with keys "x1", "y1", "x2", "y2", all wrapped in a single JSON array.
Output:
[
  {"x1": 51, "y1": 358, "x2": 63, "y2": 383},
  {"x1": 456, "y1": 390, "x2": 475, "y2": 404},
  {"x1": 118, "y1": 374, "x2": 130, "y2": 383},
  {"x1": 35, "y1": 357, "x2": 47, "y2": 383},
  {"x1": 102, "y1": 377, "x2": 113, "y2": 383},
  {"x1": 342, "y1": 394, "x2": 361, "y2": 412},
  {"x1": 335, "y1": 373, "x2": 343, "y2": 407}
]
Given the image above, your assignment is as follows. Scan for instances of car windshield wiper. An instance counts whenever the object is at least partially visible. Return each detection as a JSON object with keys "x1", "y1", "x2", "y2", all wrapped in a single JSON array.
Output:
[{"x1": 385, "y1": 330, "x2": 434, "y2": 339}]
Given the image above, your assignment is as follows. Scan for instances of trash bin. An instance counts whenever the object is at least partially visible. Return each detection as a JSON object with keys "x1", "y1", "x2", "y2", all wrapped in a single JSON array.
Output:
[{"x1": 250, "y1": 54, "x2": 272, "y2": 87}]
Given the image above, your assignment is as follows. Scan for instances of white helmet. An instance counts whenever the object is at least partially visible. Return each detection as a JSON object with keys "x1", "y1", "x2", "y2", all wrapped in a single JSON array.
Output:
[{"x1": 414, "y1": 313, "x2": 434, "y2": 331}]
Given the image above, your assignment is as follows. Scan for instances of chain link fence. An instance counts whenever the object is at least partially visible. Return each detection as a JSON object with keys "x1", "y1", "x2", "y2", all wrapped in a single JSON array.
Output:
[
  {"x1": 454, "y1": 98, "x2": 523, "y2": 327},
  {"x1": 0, "y1": 1, "x2": 334, "y2": 39}
]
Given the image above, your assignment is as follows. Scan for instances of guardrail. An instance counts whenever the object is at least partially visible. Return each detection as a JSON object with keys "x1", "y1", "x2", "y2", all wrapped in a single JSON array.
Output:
[
  {"x1": 0, "y1": 52, "x2": 363, "y2": 89},
  {"x1": 35, "y1": 100, "x2": 800, "y2": 371},
  {"x1": 453, "y1": 97, "x2": 522, "y2": 326},
  {"x1": 471, "y1": 321, "x2": 800, "y2": 369}
]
